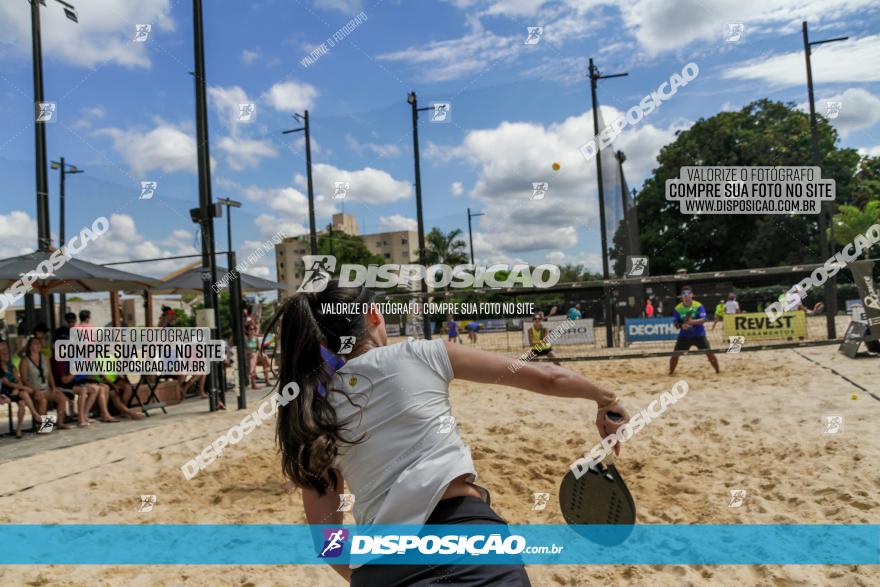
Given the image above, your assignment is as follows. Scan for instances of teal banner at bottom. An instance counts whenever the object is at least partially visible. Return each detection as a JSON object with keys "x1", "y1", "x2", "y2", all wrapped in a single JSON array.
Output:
[{"x1": 0, "y1": 524, "x2": 876, "y2": 565}]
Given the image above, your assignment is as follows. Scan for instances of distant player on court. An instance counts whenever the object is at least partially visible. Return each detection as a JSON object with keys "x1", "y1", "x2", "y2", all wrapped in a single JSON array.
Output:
[
  {"x1": 466, "y1": 320, "x2": 480, "y2": 344},
  {"x1": 445, "y1": 315, "x2": 461, "y2": 344},
  {"x1": 528, "y1": 312, "x2": 558, "y2": 363},
  {"x1": 669, "y1": 287, "x2": 720, "y2": 375},
  {"x1": 712, "y1": 299, "x2": 725, "y2": 330}
]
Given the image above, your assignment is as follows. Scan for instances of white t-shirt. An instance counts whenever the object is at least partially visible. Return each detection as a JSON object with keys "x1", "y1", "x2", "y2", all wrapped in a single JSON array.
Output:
[
  {"x1": 329, "y1": 339, "x2": 483, "y2": 528},
  {"x1": 724, "y1": 300, "x2": 740, "y2": 314}
]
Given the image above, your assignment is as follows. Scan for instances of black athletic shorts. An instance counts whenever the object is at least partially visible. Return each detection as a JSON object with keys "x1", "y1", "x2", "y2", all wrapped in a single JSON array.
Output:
[
  {"x1": 674, "y1": 336, "x2": 711, "y2": 351},
  {"x1": 350, "y1": 496, "x2": 532, "y2": 587},
  {"x1": 532, "y1": 347, "x2": 553, "y2": 356}
]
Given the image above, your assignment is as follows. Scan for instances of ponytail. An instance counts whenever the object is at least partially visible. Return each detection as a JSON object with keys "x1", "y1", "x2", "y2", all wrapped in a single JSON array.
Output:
[{"x1": 268, "y1": 280, "x2": 371, "y2": 495}]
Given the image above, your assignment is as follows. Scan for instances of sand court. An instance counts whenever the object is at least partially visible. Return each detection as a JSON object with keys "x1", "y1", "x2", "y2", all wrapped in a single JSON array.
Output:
[{"x1": 0, "y1": 344, "x2": 877, "y2": 586}]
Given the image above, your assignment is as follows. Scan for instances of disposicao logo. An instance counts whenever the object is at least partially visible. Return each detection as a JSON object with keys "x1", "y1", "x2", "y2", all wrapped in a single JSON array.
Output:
[{"x1": 319, "y1": 529, "x2": 349, "y2": 558}]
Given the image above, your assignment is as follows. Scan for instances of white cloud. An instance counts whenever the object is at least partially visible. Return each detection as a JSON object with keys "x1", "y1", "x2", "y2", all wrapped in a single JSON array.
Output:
[
  {"x1": 0, "y1": 211, "x2": 39, "y2": 258},
  {"x1": 294, "y1": 163, "x2": 412, "y2": 204},
  {"x1": 264, "y1": 81, "x2": 319, "y2": 112},
  {"x1": 546, "y1": 250, "x2": 602, "y2": 272},
  {"x1": 208, "y1": 85, "x2": 278, "y2": 170},
  {"x1": 620, "y1": 0, "x2": 878, "y2": 54},
  {"x1": 436, "y1": 107, "x2": 681, "y2": 259},
  {"x1": 858, "y1": 145, "x2": 880, "y2": 157},
  {"x1": 378, "y1": 29, "x2": 520, "y2": 82},
  {"x1": 378, "y1": 215, "x2": 417, "y2": 232},
  {"x1": 451, "y1": 181, "x2": 464, "y2": 196},
  {"x1": 216, "y1": 136, "x2": 278, "y2": 171},
  {"x1": 241, "y1": 48, "x2": 261, "y2": 64},
  {"x1": 0, "y1": 0, "x2": 174, "y2": 68},
  {"x1": 799, "y1": 88, "x2": 880, "y2": 139},
  {"x1": 96, "y1": 120, "x2": 197, "y2": 175},
  {"x1": 723, "y1": 35, "x2": 880, "y2": 87},
  {"x1": 70, "y1": 213, "x2": 199, "y2": 277},
  {"x1": 345, "y1": 135, "x2": 401, "y2": 158}
]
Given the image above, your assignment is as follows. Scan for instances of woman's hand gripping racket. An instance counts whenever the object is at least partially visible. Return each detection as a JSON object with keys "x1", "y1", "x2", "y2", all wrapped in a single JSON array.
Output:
[{"x1": 559, "y1": 400, "x2": 636, "y2": 545}]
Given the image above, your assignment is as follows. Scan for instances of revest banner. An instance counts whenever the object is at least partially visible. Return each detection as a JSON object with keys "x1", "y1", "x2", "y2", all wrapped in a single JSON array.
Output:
[
  {"x1": 522, "y1": 319, "x2": 595, "y2": 346},
  {"x1": 723, "y1": 311, "x2": 807, "y2": 340},
  {"x1": 625, "y1": 317, "x2": 678, "y2": 342}
]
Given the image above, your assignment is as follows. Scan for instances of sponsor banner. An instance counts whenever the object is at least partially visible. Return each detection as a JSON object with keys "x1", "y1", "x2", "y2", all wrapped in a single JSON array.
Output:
[
  {"x1": 0, "y1": 524, "x2": 876, "y2": 565},
  {"x1": 845, "y1": 299, "x2": 864, "y2": 311},
  {"x1": 522, "y1": 319, "x2": 595, "y2": 346},
  {"x1": 723, "y1": 311, "x2": 807, "y2": 340},
  {"x1": 625, "y1": 317, "x2": 678, "y2": 342},
  {"x1": 850, "y1": 259, "x2": 880, "y2": 330}
]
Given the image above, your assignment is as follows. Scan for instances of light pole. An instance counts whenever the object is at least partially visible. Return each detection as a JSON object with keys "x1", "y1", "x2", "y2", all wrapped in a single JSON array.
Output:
[
  {"x1": 216, "y1": 197, "x2": 248, "y2": 410},
  {"x1": 588, "y1": 57, "x2": 628, "y2": 348},
  {"x1": 26, "y1": 0, "x2": 79, "y2": 331},
  {"x1": 466, "y1": 208, "x2": 484, "y2": 265},
  {"x1": 51, "y1": 157, "x2": 83, "y2": 320},
  {"x1": 408, "y1": 91, "x2": 434, "y2": 340},
  {"x1": 282, "y1": 111, "x2": 317, "y2": 255},
  {"x1": 803, "y1": 21, "x2": 848, "y2": 340},
  {"x1": 192, "y1": 0, "x2": 223, "y2": 411}
]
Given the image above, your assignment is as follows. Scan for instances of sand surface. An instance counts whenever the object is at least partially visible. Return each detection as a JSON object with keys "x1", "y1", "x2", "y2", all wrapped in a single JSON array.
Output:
[{"x1": 0, "y1": 344, "x2": 877, "y2": 586}]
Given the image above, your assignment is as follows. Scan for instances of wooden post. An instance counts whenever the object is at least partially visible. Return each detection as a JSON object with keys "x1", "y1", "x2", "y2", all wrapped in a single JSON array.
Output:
[
  {"x1": 144, "y1": 290, "x2": 153, "y2": 327},
  {"x1": 109, "y1": 291, "x2": 121, "y2": 327}
]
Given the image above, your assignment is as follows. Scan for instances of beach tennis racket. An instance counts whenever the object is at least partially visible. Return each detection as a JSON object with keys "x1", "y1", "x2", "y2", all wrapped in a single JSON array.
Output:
[{"x1": 559, "y1": 412, "x2": 636, "y2": 545}]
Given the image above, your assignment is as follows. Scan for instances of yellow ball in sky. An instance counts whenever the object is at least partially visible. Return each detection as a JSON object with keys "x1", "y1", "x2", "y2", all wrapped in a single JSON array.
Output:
[{"x1": 552, "y1": 162, "x2": 561, "y2": 171}]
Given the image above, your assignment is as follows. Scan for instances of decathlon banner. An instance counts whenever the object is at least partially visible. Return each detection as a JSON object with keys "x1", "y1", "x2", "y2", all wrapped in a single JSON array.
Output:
[
  {"x1": 723, "y1": 311, "x2": 807, "y2": 340},
  {"x1": 625, "y1": 317, "x2": 678, "y2": 342},
  {"x1": 0, "y1": 524, "x2": 877, "y2": 565},
  {"x1": 522, "y1": 319, "x2": 595, "y2": 346}
]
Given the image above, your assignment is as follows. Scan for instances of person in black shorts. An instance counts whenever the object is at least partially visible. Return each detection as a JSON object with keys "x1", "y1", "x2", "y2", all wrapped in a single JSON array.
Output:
[{"x1": 669, "y1": 287, "x2": 720, "y2": 375}]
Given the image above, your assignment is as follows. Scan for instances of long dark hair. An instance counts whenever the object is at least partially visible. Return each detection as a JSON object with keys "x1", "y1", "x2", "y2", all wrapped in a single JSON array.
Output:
[{"x1": 266, "y1": 280, "x2": 372, "y2": 495}]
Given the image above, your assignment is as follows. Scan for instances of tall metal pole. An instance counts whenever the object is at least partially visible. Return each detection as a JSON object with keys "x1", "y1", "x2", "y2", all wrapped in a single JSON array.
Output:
[
  {"x1": 408, "y1": 92, "x2": 432, "y2": 340},
  {"x1": 228, "y1": 251, "x2": 248, "y2": 410},
  {"x1": 58, "y1": 157, "x2": 67, "y2": 319},
  {"x1": 304, "y1": 110, "x2": 318, "y2": 255},
  {"x1": 802, "y1": 21, "x2": 846, "y2": 339},
  {"x1": 589, "y1": 58, "x2": 615, "y2": 348},
  {"x1": 467, "y1": 207, "x2": 475, "y2": 265},
  {"x1": 466, "y1": 208, "x2": 484, "y2": 265},
  {"x1": 30, "y1": 0, "x2": 52, "y2": 329},
  {"x1": 192, "y1": 0, "x2": 222, "y2": 410},
  {"x1": 31, "y1": 0, "x2": 51, "y2": 253}
]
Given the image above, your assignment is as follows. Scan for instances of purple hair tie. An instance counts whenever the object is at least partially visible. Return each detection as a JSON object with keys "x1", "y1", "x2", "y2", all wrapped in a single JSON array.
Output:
[{"x1": 317, "y1": 345, "x2": 345, "y2": 396}]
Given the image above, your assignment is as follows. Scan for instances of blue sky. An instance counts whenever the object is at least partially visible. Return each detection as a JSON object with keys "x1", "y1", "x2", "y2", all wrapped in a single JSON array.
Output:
[{"x1": 1, "y1": 0, "x2": 879, "y2": 281}]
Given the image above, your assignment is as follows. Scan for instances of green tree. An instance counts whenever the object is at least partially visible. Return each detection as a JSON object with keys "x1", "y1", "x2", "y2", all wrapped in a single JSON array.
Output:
[
  {"x1": 832, "y1": 201, "x2": 880, "y2": 258},
  {"x1": 425, "y1": 228, "x2": 468, "y2": 266},
  {"x1": 851, "y1": 155, "x2": 880, "y2": 207},
  {"x1": 626, "y1": 99, "x2": 861, "y2": 274}
]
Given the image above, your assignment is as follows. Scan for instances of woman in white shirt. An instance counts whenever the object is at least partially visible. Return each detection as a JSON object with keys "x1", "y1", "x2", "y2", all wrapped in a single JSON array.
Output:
[{"x1": 270, "y1": 280, "x2": 628, "y2": 585}]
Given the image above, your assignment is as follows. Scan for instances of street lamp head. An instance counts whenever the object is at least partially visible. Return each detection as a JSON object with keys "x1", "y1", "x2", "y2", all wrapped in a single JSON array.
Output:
[
  {"x1": 50, "y1": 161, "x2": 60, "y2": 170},
  {"x1": 407, "y1": 92, "x2": 416, "y2": 104}
]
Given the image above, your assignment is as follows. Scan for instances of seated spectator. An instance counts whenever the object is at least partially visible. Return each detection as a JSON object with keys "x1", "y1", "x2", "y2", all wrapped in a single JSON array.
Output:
[
  {"x1": 19, "y1": 336, "x2": 72, "y2": 430},
  {"x1": 94, "y1": 373, "x2": 145, "y2": 420},
  {"x1": 32, "y1": 323, "x2": 52, "y2": 358},
  {"x1": 1, "y1": 340, "x2": 43, "y2": 438},
  {"x1": 54, "y1": 312, "x2": 77, "y2": 341},
  {"x1": 78, "y1": 309, "x2": 93, "y2": 328},
  {"x1": 50, "y1": 351, "x2": 117, "y2": 426}
]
